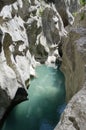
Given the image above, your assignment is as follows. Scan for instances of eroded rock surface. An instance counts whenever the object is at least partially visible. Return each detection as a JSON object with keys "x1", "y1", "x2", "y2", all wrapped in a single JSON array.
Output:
[
  {"x1": 55, "y1": 84, "x2": 86, "y2": 130},
  {"x1": 0, "y1": 0, "x2": 85, "y2": 129},
  {"x1": 55, "y1": 6, "x2": 86, "y2": 130},
  {"x1": 61, "y1": 7, "x2": 86, "y2": 102},
  {"x1": 0, "y1": 0, "x2": 68, "y2": 122},
  {"x1": 0, "y1": 0, "x2": 17, "y2": 11}
]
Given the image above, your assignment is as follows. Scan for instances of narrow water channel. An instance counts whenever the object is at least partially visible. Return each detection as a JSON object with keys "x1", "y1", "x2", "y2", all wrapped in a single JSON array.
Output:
[{"x1": 1, "y1": 65, "x2": 66, "y2": 130}]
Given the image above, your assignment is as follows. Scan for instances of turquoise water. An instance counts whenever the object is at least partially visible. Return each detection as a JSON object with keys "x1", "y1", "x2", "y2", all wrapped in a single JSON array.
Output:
[{"x1": 2, "y1": 65, "x2": 66, "y2": 130}]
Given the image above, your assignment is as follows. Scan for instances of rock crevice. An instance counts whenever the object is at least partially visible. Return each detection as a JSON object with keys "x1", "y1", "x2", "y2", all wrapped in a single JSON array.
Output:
[{"x1": 0, "y1": 1, "x2": 85, "y2": 130}]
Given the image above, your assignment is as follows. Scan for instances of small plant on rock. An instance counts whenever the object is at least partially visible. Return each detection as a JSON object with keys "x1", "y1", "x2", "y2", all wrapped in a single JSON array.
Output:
[{"x1": 80, "y1": 0, "x2": 86, "y2": 6}]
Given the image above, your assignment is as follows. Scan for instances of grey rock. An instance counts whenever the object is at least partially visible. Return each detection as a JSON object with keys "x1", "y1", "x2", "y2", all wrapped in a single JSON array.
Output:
[
  {"x1": 55, "y1": 84, "x2": 86, "y2": 130},
  {"x1": 25, "y1": 19, "x2": 48, "y2": 63},
  {"x1": 0, "y1": 33, "x2": 29, "y2": 121},
  {"x1": 61, "y1": 28, "x2": 86, "y2": 102},
  {"x1": 0, "y1": 29, "x2": 3, "y2": 53},
  {"x1": 55, "y1": 0, "x2": 75, "y2": 26},
  {"x1": 41, "y1": 4, "x2": 67, "y2": 65},
  {"x1": 54, "y1": 0, "x2": 80, "y2": 26},
  {"x1": 55, "y1": 7, "x2": 86, "y2": 130},
  {"x1": 0, "y1": 0, "x2": 67, "y2": 122},
  {"x1": 42, "y1": 7, "x2": 61, "y2": 45},
  {"x1": 68, "y1": 0, "x2": 80, "y2": 12},
  {"x1": 0, "y1": 88, "x2": 11, "y2": 120},
  {"x1": 61, "y1": 7, "x2": 86, "y2": 102},
  {"x1": 0, "y1": 0, "x2": 81, "y2": 125},
  {"x1": 17, "y1": 0, "x2": 30, "y2": 21}
]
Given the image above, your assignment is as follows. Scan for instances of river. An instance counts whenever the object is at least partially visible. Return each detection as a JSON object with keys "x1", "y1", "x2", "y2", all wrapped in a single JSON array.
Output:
[{"x1": 1, "y1": 65, "x2": 66, "y2": 130}]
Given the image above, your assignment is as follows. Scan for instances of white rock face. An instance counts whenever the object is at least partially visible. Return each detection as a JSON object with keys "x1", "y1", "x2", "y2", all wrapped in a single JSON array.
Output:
[
  {"x1": 0, "y1": 0, "x2": 68, "y2": 121},
  {"x1": 0, "y1": 0, "x2": 78, "y2": 124},
  {"x1": 0, "y1": 58, "x2": 18, "y2": 99}
]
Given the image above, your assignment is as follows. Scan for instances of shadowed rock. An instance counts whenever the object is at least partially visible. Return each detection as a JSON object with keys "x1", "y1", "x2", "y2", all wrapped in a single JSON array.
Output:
[
  {"x1": 54, "y1": 0, "x2": 80, "y2": 26},
  {"x1": 0, "y1": 0, "x2": 17, "y2": 11},
  {"x1": 0, "y1": 29, "x2": 3, "y2": 53},
  {"x1": 54, "y1": 7, "x2": 86, "y2": 130}
]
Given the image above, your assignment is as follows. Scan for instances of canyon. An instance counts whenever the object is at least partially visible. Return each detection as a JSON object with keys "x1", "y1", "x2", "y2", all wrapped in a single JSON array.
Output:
[{"x1": 0, "y1": 0, "x2": 86, "y2": 130}]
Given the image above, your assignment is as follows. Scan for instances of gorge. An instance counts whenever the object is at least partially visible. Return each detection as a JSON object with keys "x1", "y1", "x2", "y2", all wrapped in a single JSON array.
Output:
[
  {"x1": 0, "y1": 0, "x2": 86, "y2": 130},
  {"x1": 1, "y1": 65, "x2": 66, "y2": 130}
]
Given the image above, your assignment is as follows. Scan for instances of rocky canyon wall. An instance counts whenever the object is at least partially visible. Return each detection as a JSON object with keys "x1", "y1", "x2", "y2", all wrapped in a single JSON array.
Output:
[
  {"x1": 61, "y1": 7, "x2": 86, "y2": 102},
  {"x1": 0, "y1": 0, "x2": 86, "y2": 130},
  {"x1": 0, "y1": 0, "x2": 71, "y2": 124},
  {"x1": 55, "y1": 6, "x2": 86, "y2": 130}
]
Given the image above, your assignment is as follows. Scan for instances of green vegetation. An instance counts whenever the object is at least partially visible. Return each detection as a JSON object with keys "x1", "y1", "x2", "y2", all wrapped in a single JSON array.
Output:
[
  {"x1": 80, "y1": 0, "x2": 86, "y2": 6},
  {"x1": 80, "y1": 12, "x2": 85, "y2": 20},
  {"x1": 72, "y1": 12, "x2": 77, "y2": 17},
  {"x1": 73, "y1": 0, "x2": 86, "y2": 18},
  {"x1": 38, "y1": 7, "x2": 43, "y2": 16}
]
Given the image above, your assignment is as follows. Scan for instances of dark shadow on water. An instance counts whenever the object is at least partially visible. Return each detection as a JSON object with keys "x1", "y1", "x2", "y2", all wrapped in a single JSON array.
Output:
[{"x1": 1, "y1": 65, "x2": 66, "y2": 130}]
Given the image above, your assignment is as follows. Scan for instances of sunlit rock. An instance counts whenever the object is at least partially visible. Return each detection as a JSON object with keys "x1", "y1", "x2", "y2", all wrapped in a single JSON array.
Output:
[
  {"x1": 0, "y1": 0, "x2": 83, "y2": 127},
  {"x1": 0, "y1": 0, "x2": 17, "y2": 11},
  {"x1": 0, "y1": 0, "x2": 67, "y2": 123}
]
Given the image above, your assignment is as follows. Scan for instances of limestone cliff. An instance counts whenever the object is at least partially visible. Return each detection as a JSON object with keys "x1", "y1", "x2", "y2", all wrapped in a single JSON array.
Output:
[
  {"x1": 61, "y1": 7, "x2": 86, "y2": 102},
  {"x1": 0, "y1": 0, "x2": 85, "y2": 129},
  {"x1": 55, "y1": 6, "x2": 86, "y2": 130},
  {"x1": 0, "y1": 0, "x2": 71, "y2": 124}
]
